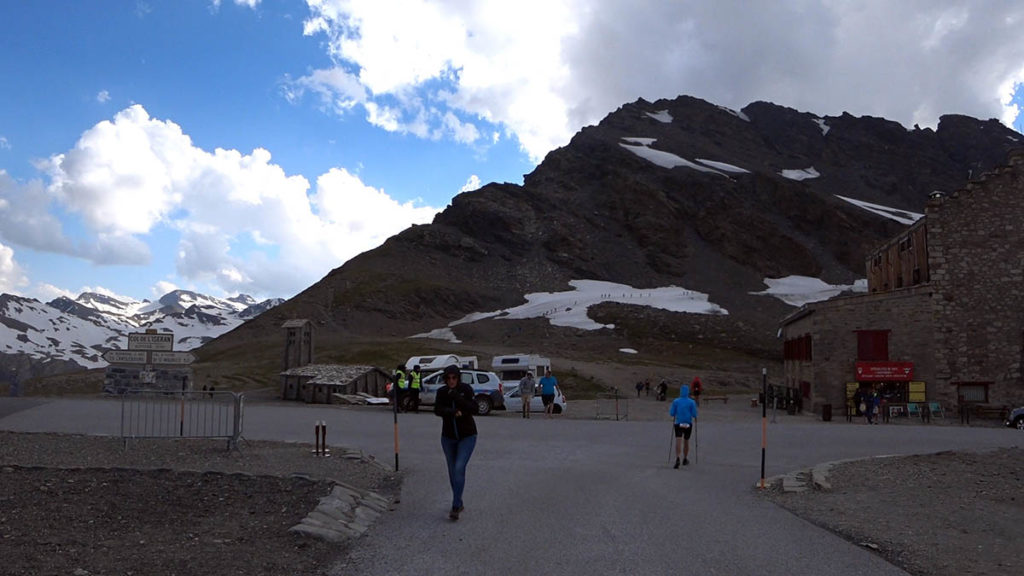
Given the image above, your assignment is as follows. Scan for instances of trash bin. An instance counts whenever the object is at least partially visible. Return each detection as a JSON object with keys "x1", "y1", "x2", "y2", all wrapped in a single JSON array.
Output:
[{"x1": 822, "y1": 404, "x2": 832, "y2": 422}]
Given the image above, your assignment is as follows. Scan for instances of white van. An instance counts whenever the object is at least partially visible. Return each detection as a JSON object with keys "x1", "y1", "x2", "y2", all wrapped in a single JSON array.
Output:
[
  {"x1": 490, "y1": 353, "x2": 551, "y2": 389},
  {"x1": 405, "y1": 354, "x2": 478, "y2": 372}
]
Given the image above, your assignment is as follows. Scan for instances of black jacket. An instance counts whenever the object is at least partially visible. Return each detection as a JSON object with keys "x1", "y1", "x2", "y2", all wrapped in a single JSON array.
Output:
[{"x1": 434, "y1": 383, "x2": 478, "y2": 439}]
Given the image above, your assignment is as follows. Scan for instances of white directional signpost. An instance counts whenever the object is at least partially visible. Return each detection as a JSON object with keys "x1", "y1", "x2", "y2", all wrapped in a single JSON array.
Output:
[
  {"x1": 105, "y1": 331, "x2": 195, "y2": 366},
  {"x1": 150, "y1": 351, "x2": 196, "y2": 365},
  {"x1": 102, "y1": 350, "x2": 149, "y2": 364},
  {"x1": 103, "y1": 331, "x2": 195, "y2": 392},
  {"x1": 127, "y1": 332, "x2": 173, "y2": 351}
]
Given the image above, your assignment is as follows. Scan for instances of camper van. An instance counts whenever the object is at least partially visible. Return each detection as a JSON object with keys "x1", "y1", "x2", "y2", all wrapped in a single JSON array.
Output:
[
  {"x1": 490, "y1": 353, "x2": 551, "y2": 388},
  {"x1": 404, "y1": 354, "x2": 478, "y2": 372}
]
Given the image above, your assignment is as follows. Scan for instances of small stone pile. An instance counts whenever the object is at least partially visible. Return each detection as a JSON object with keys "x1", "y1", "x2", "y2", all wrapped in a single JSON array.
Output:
[{"x1": 289, "y1": 482, "x2": 391, "y2": 542}]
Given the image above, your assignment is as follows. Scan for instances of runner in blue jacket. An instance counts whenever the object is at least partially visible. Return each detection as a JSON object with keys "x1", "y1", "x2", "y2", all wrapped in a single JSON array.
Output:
[{"x1": 669, "y1": 384, "x2": 698, "y2": 468}]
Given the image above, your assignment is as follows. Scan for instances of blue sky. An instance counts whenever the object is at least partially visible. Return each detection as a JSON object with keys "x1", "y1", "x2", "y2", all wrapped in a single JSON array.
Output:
[{"x1": 1, "y1": 0, "x2": 1023, "y2": 303}]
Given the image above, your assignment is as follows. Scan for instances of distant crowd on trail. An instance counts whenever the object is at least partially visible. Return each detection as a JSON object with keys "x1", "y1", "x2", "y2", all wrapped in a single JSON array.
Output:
[{"x1": 636, "y1": 376, "x2": 703, "y2": 404}]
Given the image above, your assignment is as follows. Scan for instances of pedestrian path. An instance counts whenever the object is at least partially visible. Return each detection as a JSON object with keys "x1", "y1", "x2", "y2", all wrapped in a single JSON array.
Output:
[{"x1": 1, "y1": 396, "x2": 1015, "y2": 576}]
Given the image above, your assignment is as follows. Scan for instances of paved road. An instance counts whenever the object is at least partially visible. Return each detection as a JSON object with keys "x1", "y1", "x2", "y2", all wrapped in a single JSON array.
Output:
[{"x1": 0, "y1": 396, "x2": 1015, "y2": 575}]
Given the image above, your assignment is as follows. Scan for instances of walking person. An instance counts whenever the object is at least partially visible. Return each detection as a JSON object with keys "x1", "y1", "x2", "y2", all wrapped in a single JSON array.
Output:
[
  {"x1": 407, "y1": 365, "x2": 422, "y2": 413},
  {"x1": 434, "y1": 365, "x2": 478, "y2": 521},
  {"x1": 690, "y1": 376, "x2": 704, "y2": 405},
  {"x1": 538, "y1": 368, "x2": 558, "y2": 418},
  {"x1": 656, "y1": 380, "x2": 668, "y2": 401},
  {"x1": 866, "y1": 389, "x2": 880, "y2": 425},
  {"x1": 392, "y1": 364, "x2": 407, "y2": 412},
  {"x1": 669, "y1": 383, "x2": 698, "y2": 468},
  {"x1": 518, "y1": 371, "x2": 536, "y2": 418}
]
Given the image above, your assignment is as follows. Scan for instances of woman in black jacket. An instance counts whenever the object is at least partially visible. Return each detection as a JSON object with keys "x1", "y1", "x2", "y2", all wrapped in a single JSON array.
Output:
[{"x1": 434, "y1": 364, "x2": 478, "y2": 520}]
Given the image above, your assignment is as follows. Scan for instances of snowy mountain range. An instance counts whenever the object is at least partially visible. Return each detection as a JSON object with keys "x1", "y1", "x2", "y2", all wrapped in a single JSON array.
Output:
[{"x1": 0, "y1": 290, "x2": 283, "y2": 371}]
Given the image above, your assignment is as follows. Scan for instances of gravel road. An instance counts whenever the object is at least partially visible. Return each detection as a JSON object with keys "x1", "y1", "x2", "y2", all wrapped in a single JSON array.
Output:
[{"x1": 1, "y1": 395, "x2": 1020, "y2": 576}]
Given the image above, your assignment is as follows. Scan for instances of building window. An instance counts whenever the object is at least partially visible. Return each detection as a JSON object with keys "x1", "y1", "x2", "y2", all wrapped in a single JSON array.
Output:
[
  {"x1": 956, "y1": 382, "x2": 990, "y2": 403},
  {"x1": 856, "y1": 330, "x2": 889, "y2": 361},
  {"x1": 783, "y1": 334, "x2": 813, "y2": 361}
]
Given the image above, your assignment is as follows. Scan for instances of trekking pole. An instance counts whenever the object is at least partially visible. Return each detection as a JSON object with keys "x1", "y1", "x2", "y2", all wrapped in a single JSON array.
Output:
[{"x1": 668, "y1": 425, "x2": 674, "y2": 466}]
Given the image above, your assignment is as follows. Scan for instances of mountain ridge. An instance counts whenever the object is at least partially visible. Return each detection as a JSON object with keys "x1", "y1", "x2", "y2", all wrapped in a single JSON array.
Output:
[
  {"x1": 200, "y1": 95, "x2": 1021, "y2": 383},
  {"x1": 0, "y1": 290, "x2": 283, "y2": 385},
  {"x1": 5, "y1": 94, "x2": 1022, "y2": 391}
]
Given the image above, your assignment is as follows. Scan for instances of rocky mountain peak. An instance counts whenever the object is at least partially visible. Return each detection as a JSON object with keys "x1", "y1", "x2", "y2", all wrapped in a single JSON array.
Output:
[{"x1": 205, "y1": 95, "x2": 1021, "y2": 376}]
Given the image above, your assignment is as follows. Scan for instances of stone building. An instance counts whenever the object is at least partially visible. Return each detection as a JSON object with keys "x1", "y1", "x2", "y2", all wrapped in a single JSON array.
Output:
[
  {"x1": 781, "y1": 149, "x2": 1024, "y2": 417},
  {"x1": 280, "y1": 364, "x2": 391, "y2": 404}
]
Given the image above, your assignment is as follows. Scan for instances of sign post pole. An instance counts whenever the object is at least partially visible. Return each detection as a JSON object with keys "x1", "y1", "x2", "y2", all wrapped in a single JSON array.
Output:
[{"x1": 760, "y1": 368, "x2": 767, "y2": 489}]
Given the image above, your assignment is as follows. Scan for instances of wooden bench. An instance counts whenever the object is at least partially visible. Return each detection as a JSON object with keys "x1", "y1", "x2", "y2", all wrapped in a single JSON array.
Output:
[
  {"x1": 971, "y1": 404, "x2": 1009, "y2": 420},
  {"x1": 702, "y1": 395, "x2": 728, "y2": 405}
]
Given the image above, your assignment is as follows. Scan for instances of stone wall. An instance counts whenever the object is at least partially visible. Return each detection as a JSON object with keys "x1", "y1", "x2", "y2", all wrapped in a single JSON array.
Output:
[
  {"x1": 927, "y1": 150, "x2": 1024, "y2": 406},
  {"x1": 104, "y1": 365, "x2": 194, "y2": 394},
  {"x1": 783, "y1": 285, "x2": 934, "y2": 413}
]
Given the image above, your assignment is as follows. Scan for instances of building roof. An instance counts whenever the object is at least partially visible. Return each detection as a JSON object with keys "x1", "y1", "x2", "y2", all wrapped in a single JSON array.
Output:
[
  {"x1": 779, "y1": 305, "x2": 815, "y2": 328},
  {"x1": 281, "y1": 319, "x2": 311, "y2": 328},
  {"x1": 280, "y1": 364, "x2": 381, "y2": 385}
]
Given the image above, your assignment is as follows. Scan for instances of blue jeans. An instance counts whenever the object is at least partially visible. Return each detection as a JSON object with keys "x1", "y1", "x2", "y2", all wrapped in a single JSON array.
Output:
[{"x1": 440, "y1": 434, "x2": 477, "y2": 509}]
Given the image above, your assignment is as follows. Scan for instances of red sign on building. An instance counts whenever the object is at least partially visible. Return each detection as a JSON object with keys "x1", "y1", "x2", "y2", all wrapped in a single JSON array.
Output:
[{"x1": 855, "y1": 361, "x2": 914, "y2": 381}]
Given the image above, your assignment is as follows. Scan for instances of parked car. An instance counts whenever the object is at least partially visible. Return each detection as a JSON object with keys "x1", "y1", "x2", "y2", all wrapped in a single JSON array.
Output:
[
  {"x1": 503, "y1": 386, "x2": 567, "y2": 415},
  {"x1": 417, "y1": 369, "x2": 505, "y2": 416},
  {"x1": 1006, "y1": 406, "x2": 1024, "y2": 430}
]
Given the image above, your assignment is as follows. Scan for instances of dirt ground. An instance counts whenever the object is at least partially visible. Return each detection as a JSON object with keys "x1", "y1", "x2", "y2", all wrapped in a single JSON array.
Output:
[
  {"x1": 0, "y1": 432, "x2": 399, "y2": 576},
  {"x1": 761, "y1": 447, "x2": 1024, "y2": 576}
]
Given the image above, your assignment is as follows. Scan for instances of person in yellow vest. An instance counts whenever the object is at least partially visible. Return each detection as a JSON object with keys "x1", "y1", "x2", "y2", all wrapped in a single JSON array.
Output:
[
  {"x1": 392, "y1": 364, "x2": 407, "y2": 412},
  {"x1": 407, "y1": 365, "x2": 423, "y2": 413}
]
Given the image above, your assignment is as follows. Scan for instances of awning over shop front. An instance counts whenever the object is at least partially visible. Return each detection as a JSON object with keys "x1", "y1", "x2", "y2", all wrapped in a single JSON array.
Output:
[{"x1": 856, "y1": 361, "x2": 914, "y2": 381}]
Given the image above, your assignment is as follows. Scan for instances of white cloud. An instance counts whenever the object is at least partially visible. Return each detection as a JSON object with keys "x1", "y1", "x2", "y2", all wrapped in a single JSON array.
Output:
[
  {"x1": 96, "y1": 90, "x2": 110, "y2": 103},
  {"x1": 0, "y1": 136, "x2": 10, "y2": 150},
  {"x1": 459, "y1": 175, "x2": 481, "y2": 193},
  {"x1": 210, "y1": 0, "x2": 261, "y2": 9},
  {"x1": 152, "y1": 280, "x2": 179, "y2": 298},
  {"x1": 45, "y1": 106, "x2": 192, "y2": 236},
  {"x1": 11, "y1": 105, "x2": 443, "y2": 298},
  {"x1": 0, "y1": 242, "x2": 29, "y2": 294},
  {"x1": 282, "y1": 67, "x2": 367, "y2": 113},
  {"x1": 33, "y1": 283, "x2": 76, "y2": 302},
  {"x1": 0, "y1": 170, "x2": 76, "y2": 256},
  {"x1": 77, "y1": 286, "x2": 139, "y2": 301},
  {"x1": 294, "y1": 1, "x2": 1024, "y2": 162}
]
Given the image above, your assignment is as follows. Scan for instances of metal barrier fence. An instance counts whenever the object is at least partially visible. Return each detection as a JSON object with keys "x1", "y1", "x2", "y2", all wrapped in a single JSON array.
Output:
[
  {"x1": 119, "y1": 389, "x2": 244, "y2": 449},
  {"x1": 596, "y1": 392, "x2": 629, "y2": 420}
]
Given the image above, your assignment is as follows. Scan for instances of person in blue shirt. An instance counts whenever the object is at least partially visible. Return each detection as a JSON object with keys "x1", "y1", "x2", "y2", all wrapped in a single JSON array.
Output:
[
  {"x1": 538, "y1": 368, "x2": 558, "y2": 418},
  {"x1": 669, "y1": 384, "x2": 698, "y2": 468}
]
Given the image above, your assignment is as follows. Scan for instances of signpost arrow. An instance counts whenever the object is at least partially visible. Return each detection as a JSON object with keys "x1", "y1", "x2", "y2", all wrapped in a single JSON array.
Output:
[
  {"x1": 150, "y1": 351, "x2": 196, "y2": 365},
  {"x1": 102, "y1": 350, "x2": 149, "y2": 364}
]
